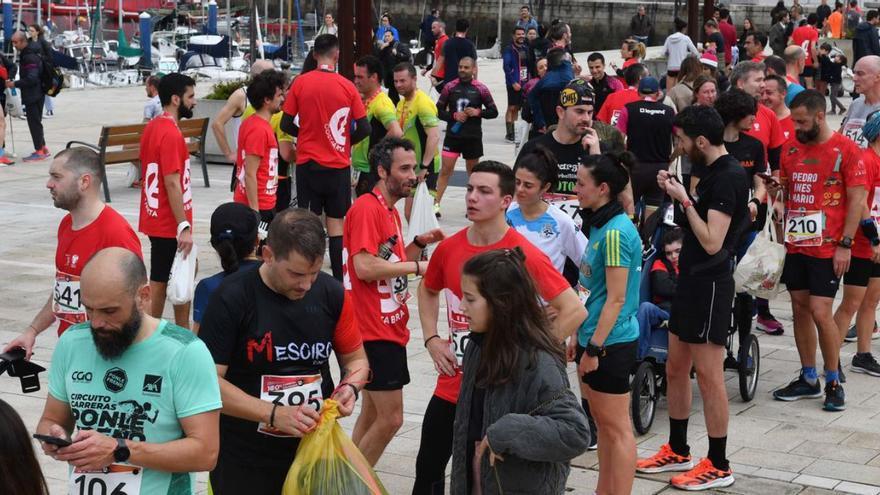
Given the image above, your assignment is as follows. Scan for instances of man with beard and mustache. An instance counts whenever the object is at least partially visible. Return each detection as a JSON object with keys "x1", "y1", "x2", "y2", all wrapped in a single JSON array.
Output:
[
  {"x1": 138, "y1": 73, "x2": 196, "y2": 329},
  {"x1": 344, "y1": 137, "x2": 445, "y2": 466},
  {"x1": 769, "y1": 90, "x2": 867, "y2": 411},
  {"x1": 638, "y1": 105, "x2": 748, "y2": 491},
  {"x1": 35, "y1": 248, "x2": 222, "y2": 495},
  {"x1": 2, "y1": 148, "x2": 141, "y2": 360}
]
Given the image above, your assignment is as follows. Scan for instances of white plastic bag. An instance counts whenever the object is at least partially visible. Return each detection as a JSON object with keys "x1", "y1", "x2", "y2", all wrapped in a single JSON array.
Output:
[
  {"x1": 167, "y1": 244, "x2": 199, "y2": 305},
  {"x1": 407, "y1": 181, "x2": 439, "y2": 257},
  {"x1": 734, "y1": 198, "x2": 785, "y2": 299}
]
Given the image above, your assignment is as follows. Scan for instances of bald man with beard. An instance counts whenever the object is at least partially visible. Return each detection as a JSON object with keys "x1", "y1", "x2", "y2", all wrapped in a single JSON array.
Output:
[
  {"x1": 211, "y1": 59, "x2": 276, "y2": 164},
  {"x1": 841, "y1": 55, "x2": 880, "y2": 147}
]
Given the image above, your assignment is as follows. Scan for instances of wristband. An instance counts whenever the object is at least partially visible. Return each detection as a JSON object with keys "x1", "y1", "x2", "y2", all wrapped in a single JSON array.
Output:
[
  {"x1": 749, "y1": 198, "x2": 761, "y2": 208},
  {"x1": 176, "y1": 221, "x2": 191, "y2": 239},
  {"x1": 414, "y1": 261, "x2": 421, "y2": 276},
  {"x1": 269, "y1": 403, "x2": 278, "y2": 428},
  {"x1": 424, "y1": 335, "x2": 441, "y2": 348},
  {"x1": 346, "y1": 383, "x2": 360, "y2": 400},
  {"x1": 413, "y1": 235, "x2": 427, "y2": 249},
  {"x1": 681, "y1": 199, "x2": 693, "y2": 210},
  {"x1": 861, "y1": 218, "x2": 880, "y2": 245}
]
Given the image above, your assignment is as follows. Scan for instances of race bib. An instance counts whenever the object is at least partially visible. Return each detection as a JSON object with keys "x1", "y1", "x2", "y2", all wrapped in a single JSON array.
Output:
[
  {"x1": 53, "y1": 272, "x2": 85, "y2": 325},
  {"x1": 69, "y1": 464, "x2": 142, "y2": 495},
  {"x1": 544, "y1": 193, "x2": 582, "y2": 229},
  {"x1": 267, "y1": 148, "x2": 279, "y2": 194},
  {"x1": 577, "y1": 285, "x2": 591, "y2": 305},
  {"x1": 663, "y1": 204, "x2": 677, "y2": 226},
  {"x1": 785, "y1": 210, "x2": 823, "y2": 246},
  {"x1": 258, "y1": 374, "x2": 323, "y2": 437},
  {"x1": 388, "y1": 274, "x2": 411, "y2": 305},
  {"x1": 450, "y1": 330, "x2": 471, "y2": 367},
  {"x1": 519, "y1": 67, "x2": 529, "y2": 83}
]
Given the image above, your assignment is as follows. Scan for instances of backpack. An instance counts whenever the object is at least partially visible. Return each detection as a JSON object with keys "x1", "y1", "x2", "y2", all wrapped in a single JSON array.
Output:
[{"x1": 38, "y1": 42, "x2": 63, "y2": 96}]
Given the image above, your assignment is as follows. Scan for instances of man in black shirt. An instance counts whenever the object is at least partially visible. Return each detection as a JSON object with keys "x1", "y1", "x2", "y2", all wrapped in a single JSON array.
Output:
[
  {"x1": 587, "y1": 52, "x2": 623, "y2": 116},
  {"x1": 714, "y1": 89, "x2": 767, "y2": 215},
  {"x1": 637, "y1": 105, "x2": 748, "y2": 491},
  {"x1": 617, "y1": 76, "x2": 675, "y2": 211},
  {"x1": 199, "y1": 208, "x2": 369, "y2": 494},
  {"x1": 443, "y1": 19, "x2": 478, "y2": 84}
]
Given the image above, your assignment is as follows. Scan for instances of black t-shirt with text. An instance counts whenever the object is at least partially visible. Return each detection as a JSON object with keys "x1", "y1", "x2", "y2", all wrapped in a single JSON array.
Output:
[
  {"x1": 623, "y1": 99, "x2": 675, "y2": 164},
  {"x1": 198, "y1": 266, "x2": 361, "y2": 470},
  {"x1": 517, "y1": 132, "x2": 588, "y2": 195},
  {"x1": 724, "y1": 133, "x2": 766, "y2": 184},
  {"x1": 675, "y1": 154, "x2": 750, "y2": 278}
]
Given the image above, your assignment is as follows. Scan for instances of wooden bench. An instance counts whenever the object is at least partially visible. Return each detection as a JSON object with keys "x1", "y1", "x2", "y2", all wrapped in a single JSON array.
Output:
[{"x1": 65, "y1": 117, "x2": 211, "y2": 203}]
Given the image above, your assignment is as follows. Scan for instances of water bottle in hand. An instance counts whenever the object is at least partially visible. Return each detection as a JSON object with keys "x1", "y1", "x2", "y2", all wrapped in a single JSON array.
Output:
[{"x1": 378, "y1": 235, "x2": 399, "y2": 260}]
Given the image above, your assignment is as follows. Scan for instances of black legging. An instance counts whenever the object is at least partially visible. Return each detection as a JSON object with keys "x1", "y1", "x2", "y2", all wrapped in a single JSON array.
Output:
[
  {"x1": 631, "y1": 161, "x2": 668, "y2": 208},
  {"x1": 412, "y1": 395, "x2": 457, "y2": 495},
  {"x1": 24, "y1": 95, "x2": 45, "y2": 151}
]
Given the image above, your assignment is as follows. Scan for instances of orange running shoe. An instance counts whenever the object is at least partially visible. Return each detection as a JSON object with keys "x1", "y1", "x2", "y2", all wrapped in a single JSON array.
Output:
[
  {"x1": 670, "y1": 458, "x2": 735, "y2": 491},
  {"x1": 636, "y1": 443, "x2": 693, "y2": 474}
]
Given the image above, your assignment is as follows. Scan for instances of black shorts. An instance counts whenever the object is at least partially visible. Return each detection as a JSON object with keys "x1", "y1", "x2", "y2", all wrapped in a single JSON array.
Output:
[
  {"x1": 442, "y1": 135, "x2": 483, "y2": 160},
  {"x1": 667, "y1": 69, "x2": 680, "y2": 78},
  {"x1": 781, "y1": 253, "x2": 841, "y2": 298},
  {"x1": 669, "y1": 275, "x2": 735, "y2": 346},
  {"x1": 363, "y1": 340, "x2": 410, "y2": 391},
  {"x1": 210, "y1": 455, "x2": 288, "y2": 494},
  {"x1": 148, "y1": 236, "x2": 178, "y2": 283},
  {"x1": 295, "y1": 161, "x2": 351, "y2": 219},
  {"x1": 801, "y1": 66, "x2": 816, "y2": 78},
  {"x1": 575, "y1": 340, "x2": 638, "y2": 394},
  {"x1": 506, "y1": 85, "x2": 523, "y2": 106},
  {"x1": 843, "y1": 256, "x2": 880, "y2": 287},
  {"x1": 354, "y1": 170, "x2": 379, "y2": 197}
]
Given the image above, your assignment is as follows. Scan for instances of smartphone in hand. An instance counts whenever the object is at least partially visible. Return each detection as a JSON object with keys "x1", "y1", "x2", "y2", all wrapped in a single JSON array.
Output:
[{"x1": 33, "y1": 433, "x2": 72, "y2": 447}]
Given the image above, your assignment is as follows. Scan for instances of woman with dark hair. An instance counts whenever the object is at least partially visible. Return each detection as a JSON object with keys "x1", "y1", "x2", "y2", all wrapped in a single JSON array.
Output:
[
  {"x1": 450, "y1": 248, "x2": 589, "y2": 495},
  {"x1": 572, "y1": 151, "x2": 642, "y2": 495},
  {"x1": 192, "y1": 202, "x2": 260, "y2": 332},
  {"x1": 737, "y1": 18, "x2": 756, "y2": 56},
  {"x1": 0, "y1": 398, "x2": 49, "y2": 495},
  {"x1": 28, "y1": 23, "x2": 55, "y2": 117},
  {"x1": 507, "y1": 147, "x2": 588, "y2": 283}
]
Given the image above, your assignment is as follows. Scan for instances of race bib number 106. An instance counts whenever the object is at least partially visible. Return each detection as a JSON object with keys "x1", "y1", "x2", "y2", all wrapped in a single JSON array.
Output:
[{"x1": 69, "y1": 464, "x2": 142, "y2": 495}]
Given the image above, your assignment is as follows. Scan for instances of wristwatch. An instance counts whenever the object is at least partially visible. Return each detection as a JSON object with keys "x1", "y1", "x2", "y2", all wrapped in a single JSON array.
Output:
[
  {"x1": 839, "y1": 236, "x2": 854, "y2": 249},
  {"x1": 413, "y1": 235, "x2": 427, "y2": 249},
  {"x1": 585, "y1": 340, "x2": 606, "y2": 358},
  {"x1": 113, "y1": 437, "x2": 130, "y2": 463}
]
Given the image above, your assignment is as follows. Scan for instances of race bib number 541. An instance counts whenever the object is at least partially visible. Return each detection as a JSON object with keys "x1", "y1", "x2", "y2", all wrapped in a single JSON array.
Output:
[
  {"x1": 69, "y1": 464, "x2": 142, "y2": 495},
  {"x1": 258, "y1": 374, "x2": 322, "y2": 437}
]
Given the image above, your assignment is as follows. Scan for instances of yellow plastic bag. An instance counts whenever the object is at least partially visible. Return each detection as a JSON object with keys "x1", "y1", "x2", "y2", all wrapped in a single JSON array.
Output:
[{"x1": 282, "y1": 399, "x2": 389, "y2": 495}]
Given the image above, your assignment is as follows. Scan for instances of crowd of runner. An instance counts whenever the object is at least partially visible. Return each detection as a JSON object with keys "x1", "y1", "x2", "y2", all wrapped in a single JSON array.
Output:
[{"x1": 3, "y1": 3, "x2": 880, "y2": 493}]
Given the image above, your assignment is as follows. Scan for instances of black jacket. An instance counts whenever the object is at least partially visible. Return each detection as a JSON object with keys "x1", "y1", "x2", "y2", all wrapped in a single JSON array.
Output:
[
  {"x1": 853, "y1": 21, "x2": 880, "y2": 65},
  {"x1": 14, "y1": 40, "x2": 44, "y2": 104}
]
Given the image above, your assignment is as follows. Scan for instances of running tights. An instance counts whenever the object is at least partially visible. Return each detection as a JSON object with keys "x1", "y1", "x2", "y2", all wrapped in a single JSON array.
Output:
[{"x1": 412, "y1": 395, "x2": 457, "y2": 495}]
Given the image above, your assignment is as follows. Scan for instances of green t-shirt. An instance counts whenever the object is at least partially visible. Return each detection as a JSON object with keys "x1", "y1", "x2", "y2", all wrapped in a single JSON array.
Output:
[
  {"x1": 397, "y1": 89, "x2": 441, "y2": 172},
  {"x1": 577, "y1": 213, "x2": 642, "y2": 347},
  {"x1": 352, "y1": 91, "x2": 398, "y2": 172},
  {"x1": 49, "y1": 320, "x2": 222, "y2": 495}
]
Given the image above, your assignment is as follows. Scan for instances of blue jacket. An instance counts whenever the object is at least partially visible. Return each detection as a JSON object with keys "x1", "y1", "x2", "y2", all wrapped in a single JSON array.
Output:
[
  {"x1": 376, "y1": 25, "x2": 400, "y2": 42},
  {"x1": 528, "y1": 60, "x2": 574, "y2": 129},
  {"x1": 502, "y1": 43, "x2": 526, "y2": 87}
]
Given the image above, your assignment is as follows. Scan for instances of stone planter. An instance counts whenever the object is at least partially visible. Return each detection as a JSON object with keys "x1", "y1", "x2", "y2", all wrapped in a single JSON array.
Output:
[{"x1": 194, "y1": 97, "x2": 235, "y2": 165}]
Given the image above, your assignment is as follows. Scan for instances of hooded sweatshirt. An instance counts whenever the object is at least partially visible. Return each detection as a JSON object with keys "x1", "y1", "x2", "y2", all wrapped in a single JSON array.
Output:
[
  {"x1": 663, "y1": 32, "x2": 700, "y2": 71},
  {"x1": 853, "y1": 21, "x2": 880, "y2": 64}
]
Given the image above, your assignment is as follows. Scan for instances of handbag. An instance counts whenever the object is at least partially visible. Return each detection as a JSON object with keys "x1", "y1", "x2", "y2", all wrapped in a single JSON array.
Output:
[{"x1": 733, "y1": 193, "x2": 786, "y2": 298}]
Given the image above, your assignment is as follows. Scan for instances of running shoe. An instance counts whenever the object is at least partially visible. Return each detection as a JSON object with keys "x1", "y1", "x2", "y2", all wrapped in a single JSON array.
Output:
[
  {"x1": 756, "y1": 314, "x2": 784, "y2": 335},
  {"x1": 0, "y1": 155, "x2": 14, "y2": 166},
  {"x1": 670, "y1": 458, "x2": 735, "y2": 491},
  {"x1": 505, "y1": 132, "x2": 515, "y2": 143},
  {"x1": 852, "y1": 353, "x2": 880, "y2": 377},
  {"x1": 22, "y1": 148, "x2": 49, "y2": 162},
  {"x1": 636, "y1": 443, "x2": 693, "y2": 473},
  {"x1": 823, "y1": 381, "x2": 846, "y2": 411},
  {"x1": 845, "y1": 321, "x2": 879, "y2": 342},
  {"x1": 773, "y1": 372, "x2": 822, "y2": 401}
]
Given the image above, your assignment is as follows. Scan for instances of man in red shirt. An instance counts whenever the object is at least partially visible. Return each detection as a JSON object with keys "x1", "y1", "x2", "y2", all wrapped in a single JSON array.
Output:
[
  {"x1": 234, "y1": 69, "x2": 286, "y2": 230},
  {"x1": 344, "y1": 137, "x2": 444, "y2": 466},
  {"x1": 3, "y1": 147, "x2": 142, "y2": 359},
  {"x1": 790, "y1": 13, "x2": 820, "y2": 88},
  {"x1": 744, "y1": 32, "x2": 768, "y2": 63},
  {"x1": 422, "y1": 20, "x2": 449, "y2": 92},
  {"x1": 138, "y1": 73, "x2": 196, "y2": 328},
  {"x1": 411, "y1": 160, "x2": 586, "y2": 493},
  {"x1": 596, "y1": 63, "x2": 645, "y2": 126},
  {"x1": 281, "y1": 34, "x2": 371, "y2": 281},
  {"x1": 718, "y1": 9, "x2": 738, "y2": 66},
  {"x1": 763, "y1": 74, "x2": 796, "y2": 141},
  {"x1": 771, "y1": 90, "x2": 866, "y2": 411}
]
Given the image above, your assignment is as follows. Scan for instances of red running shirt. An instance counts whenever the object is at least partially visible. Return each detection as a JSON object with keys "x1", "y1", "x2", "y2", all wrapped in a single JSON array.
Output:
[
  {"x1": 234, "y1": 115, "x2": 278, "y2": 211},
  {"x1": 596, "y1": 87, "x2": 639, "y2": 126},
  {"x1": 780, "y1": 132, "x2": 867, "y2": 258},
  {"x1": 138, "y1": 114, "x2": 193, "y2": 238},
  {"x1": 433, "y1": 34, "x2": 448, "y2": 79},
  {"x1": 342, "y1": 189, "x2": 411, "y2": 346},
  {"x1": 745, "y1": 104, "x2": 786, "y2": 170},
  {"x1": 422, "y1": 227, "x2": 570, "y2": 403},
  {"x1": 779, "y1": 115, "x2": 795, "y2": 143},
  {"x1": 282, "y1": 69, "x2": 366, "y2": 169},
  {"x1": 791, "y1": 26, "x2": 819, "y2": 67},
  {"x1": 55, "y1": 206, "x2": 143, "y2": 334},
  {"x1": 854, "y1": 148, "x2": 880, "y2": 259}
]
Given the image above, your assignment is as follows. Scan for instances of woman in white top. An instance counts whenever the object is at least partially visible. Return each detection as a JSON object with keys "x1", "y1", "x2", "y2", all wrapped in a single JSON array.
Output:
[{"x1": 506, "y1": 147, "x2": 588, "y2": 284}]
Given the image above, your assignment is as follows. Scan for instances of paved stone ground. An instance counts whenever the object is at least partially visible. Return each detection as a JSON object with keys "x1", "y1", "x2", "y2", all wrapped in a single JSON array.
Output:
[{"x1": 0, "y1": 50, "x2": 879, "y2": 494}]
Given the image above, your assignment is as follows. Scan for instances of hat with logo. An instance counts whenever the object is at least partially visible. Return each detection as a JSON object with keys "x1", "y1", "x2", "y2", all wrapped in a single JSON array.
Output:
[
  {"x1": 700, "y1": 52, "x2": 718, "y2": 68},
  {"x1": 558, "y1": 79, "x2": 595, "y2": 108},
  {"x1": 638, "y1": 76, "x2": 660, "y2": 95},
  {"x1": 210, "y1": 202, "x2": 259, "y2": 244}
]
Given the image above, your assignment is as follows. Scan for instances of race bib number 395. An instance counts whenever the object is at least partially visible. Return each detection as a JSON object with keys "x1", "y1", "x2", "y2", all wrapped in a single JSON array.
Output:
[
  {"x1": 69, "y1": 464, "x2": 142, "y2": 495},
  {"x1": 258, "y1": 374, "x2": 322, "y2": 437}
]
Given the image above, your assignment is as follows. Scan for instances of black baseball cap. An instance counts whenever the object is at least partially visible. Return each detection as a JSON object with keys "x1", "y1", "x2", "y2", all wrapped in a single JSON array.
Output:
[
  {"x1": 210, "y1": 202, "x2": 259, "y2": 243},
  {"x1": 558, "y1": 79, "x2": 595, "y2": 108}
]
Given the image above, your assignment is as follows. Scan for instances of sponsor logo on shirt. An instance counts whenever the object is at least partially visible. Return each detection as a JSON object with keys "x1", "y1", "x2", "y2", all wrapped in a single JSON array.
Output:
[
  {"x1": 103, "y1": 367, "x2": 128, "y2": 393},
  {"x1": 142, "y1": 374, "x2": 163, "y2": 395},
  {"x1": 246, "y1": 331, "x2": 334, "y2": 365},
  {"x1": 325, "y1": 107, "x2": 351, "y2": 152},
  {"x1": 639, "y1": 107, "x2": 667, "y2": 116},
  {"x1": 71, "y1": 371, "x2": 93, "y2": 383},
  {"x1": 69, "y1": 393, "x2": 160, "y2": 441}
]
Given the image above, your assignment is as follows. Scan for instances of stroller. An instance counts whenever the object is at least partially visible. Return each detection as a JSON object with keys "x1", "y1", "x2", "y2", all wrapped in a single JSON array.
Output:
[{"x1": 629, "y1": 201, "x2": 761, "y2": 435}]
